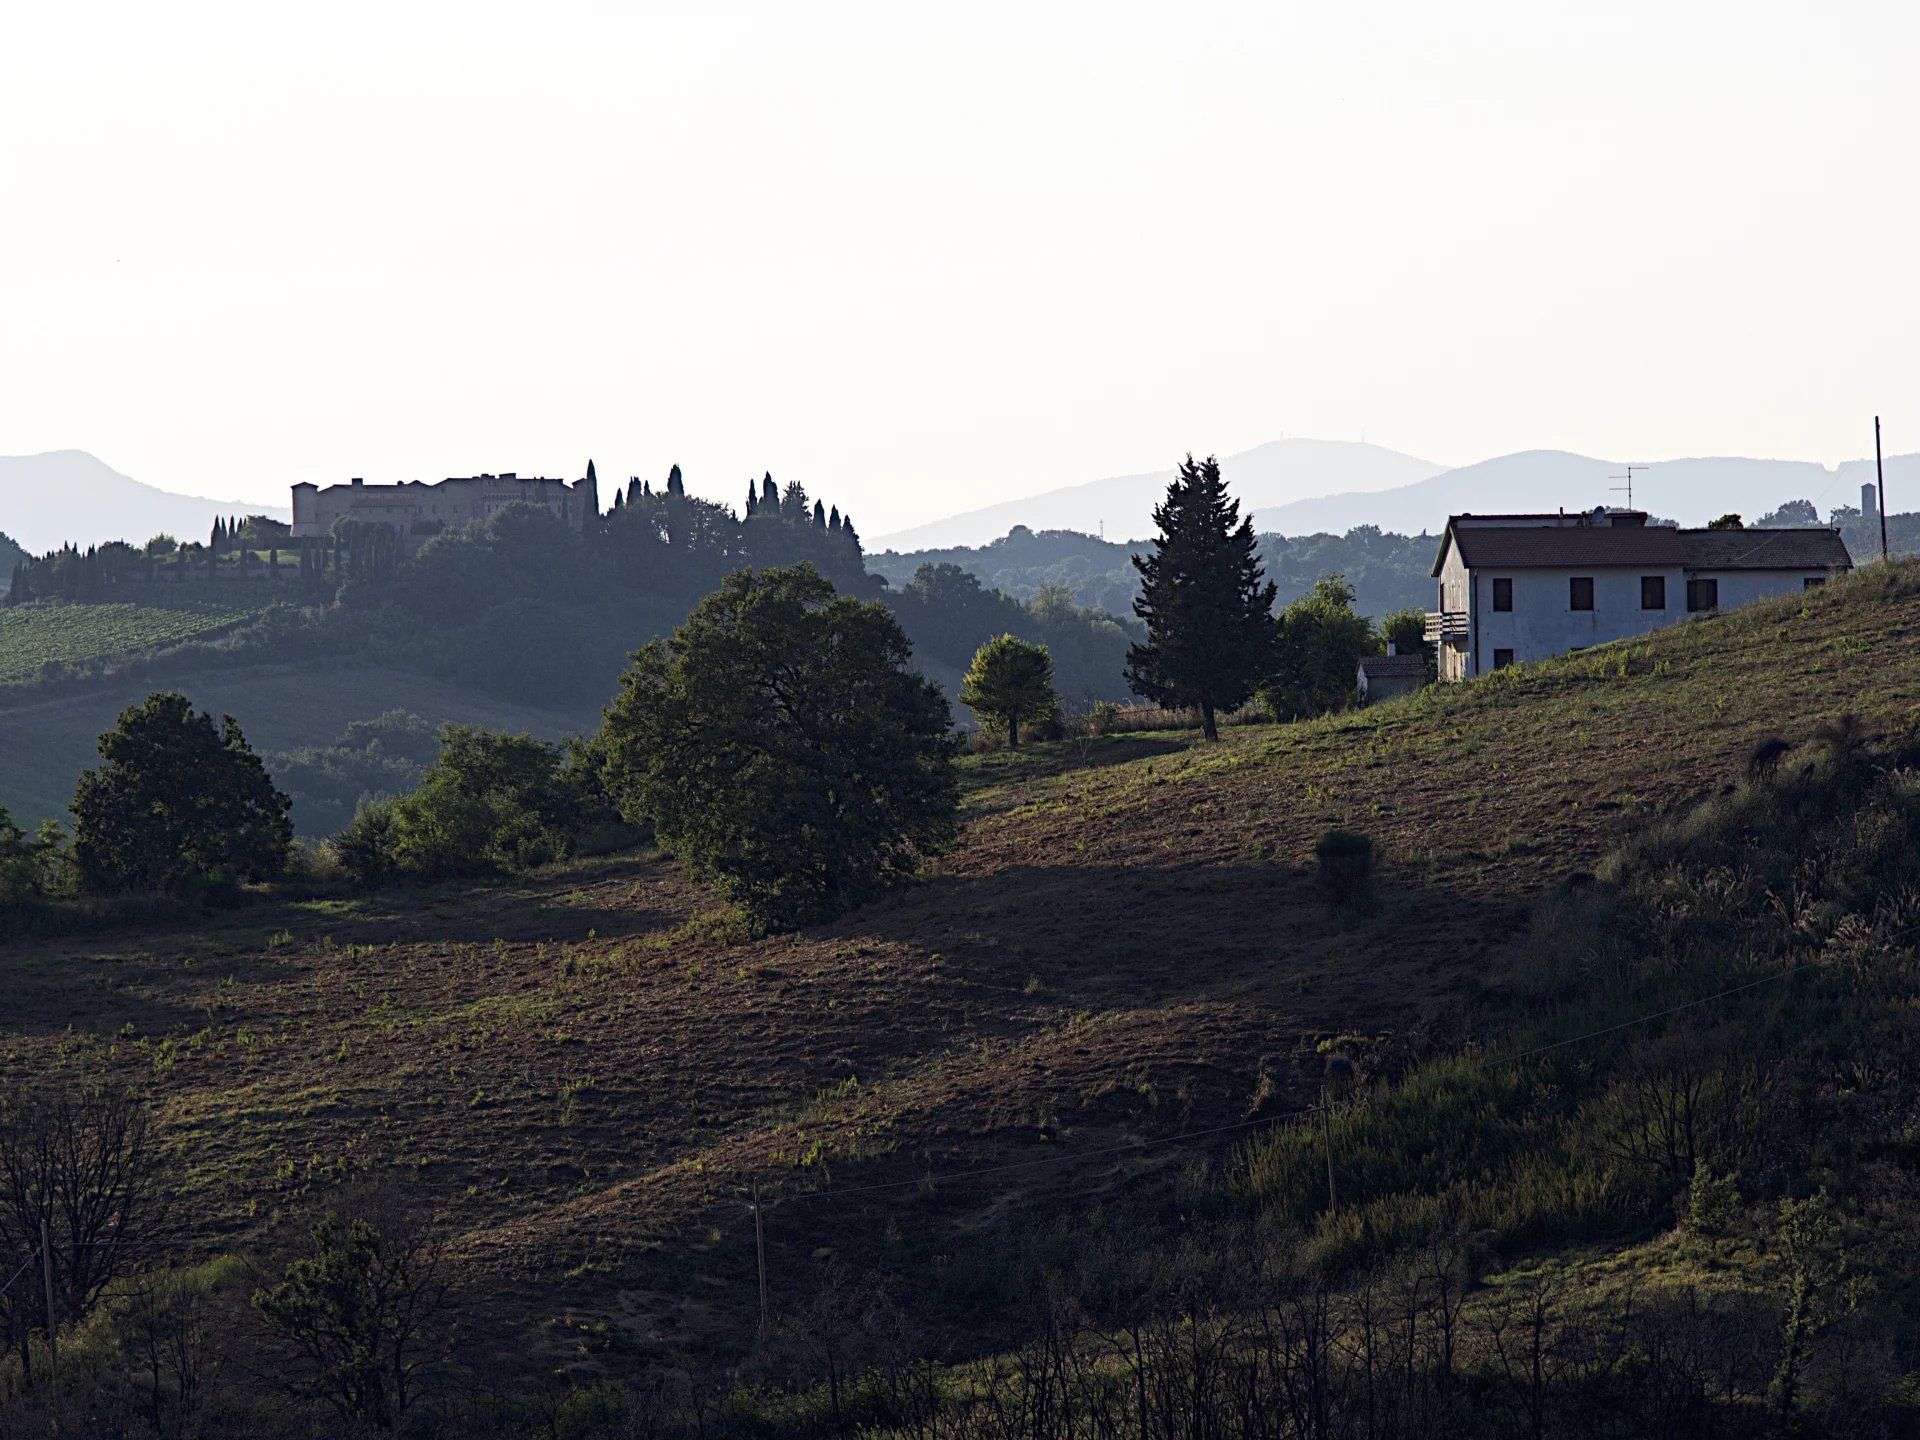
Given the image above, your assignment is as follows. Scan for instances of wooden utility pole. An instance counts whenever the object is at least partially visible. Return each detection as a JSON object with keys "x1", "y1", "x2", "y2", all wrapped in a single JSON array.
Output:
[
  {"x1": 1876, "y1": 416, "x2": 1889, "y2": 562},
  {"x1": 751, "y1": 1181, "x2": 770, "y2": 1335},
  {"x1": 39, "y1": 1219, "x2": 58, "y2": 1399}
]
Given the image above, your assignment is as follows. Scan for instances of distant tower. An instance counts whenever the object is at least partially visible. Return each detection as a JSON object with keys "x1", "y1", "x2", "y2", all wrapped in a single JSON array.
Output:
[{"x1": 1863, "y1": 481, "x2": 1879, "y2": 518}]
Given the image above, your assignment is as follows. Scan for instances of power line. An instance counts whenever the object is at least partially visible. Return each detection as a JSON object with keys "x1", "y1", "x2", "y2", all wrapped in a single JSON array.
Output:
[{"x1": 0, "y1": 1247, "x2": 39, "y2": 1300}]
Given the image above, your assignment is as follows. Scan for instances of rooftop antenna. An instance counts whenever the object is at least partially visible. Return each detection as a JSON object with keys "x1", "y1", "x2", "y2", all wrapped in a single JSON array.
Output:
[{"x1": 1608, "y1": 464, "x2": 1648, "y2": 510}]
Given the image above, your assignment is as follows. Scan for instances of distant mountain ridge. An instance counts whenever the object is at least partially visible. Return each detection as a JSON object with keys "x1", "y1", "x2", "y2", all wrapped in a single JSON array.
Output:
[
  {"x1": 888, "y1": 441, "x2": 1920, "y2": 551},
  {"x1": 0, "y1": 451, "x2": 286, "y2": 555},
  {"x1": 873, "y1": 439, "x2": 1446, "y2": 550},
  {"x1": 1250, "y1": 449, "x2": 1920, "y2": 535}
]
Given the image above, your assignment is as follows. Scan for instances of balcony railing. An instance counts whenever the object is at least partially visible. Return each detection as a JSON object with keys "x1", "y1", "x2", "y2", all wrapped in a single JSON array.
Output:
[{"x1": 1424, "y1": 610, "x2": 1468, "y2": 641}]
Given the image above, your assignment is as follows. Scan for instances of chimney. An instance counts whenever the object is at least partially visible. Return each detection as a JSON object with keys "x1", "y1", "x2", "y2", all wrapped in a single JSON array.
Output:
[
  {"x1": 351, "y1": 477, "x2": 363, "y2": 486},
  {"x1": 1863, "y1": 482, "x2": 1879, "y2": 517}
]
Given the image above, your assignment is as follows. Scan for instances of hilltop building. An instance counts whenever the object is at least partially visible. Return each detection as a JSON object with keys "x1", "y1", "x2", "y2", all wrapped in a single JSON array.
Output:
[
  {"x1": 1424, "y1": 509, "x2": 1852, "y2": 681},
  {"x1": 290, "y1": 472, "x2": 597, "y2": 543}
]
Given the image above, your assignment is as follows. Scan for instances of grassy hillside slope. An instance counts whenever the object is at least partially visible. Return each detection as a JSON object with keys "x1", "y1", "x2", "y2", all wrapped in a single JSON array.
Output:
[
  {"x1": 0, "y1": 661, "x2": 593, "y2": 826},
  {"x1": 6, "y1": 564, "x2": 1918, "y2": 1375}
]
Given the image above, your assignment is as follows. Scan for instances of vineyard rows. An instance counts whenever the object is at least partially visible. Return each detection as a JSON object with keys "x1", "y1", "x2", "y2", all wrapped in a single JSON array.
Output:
[{"x1": 0, "y1": 594, "x2": 275, "y2": 685}]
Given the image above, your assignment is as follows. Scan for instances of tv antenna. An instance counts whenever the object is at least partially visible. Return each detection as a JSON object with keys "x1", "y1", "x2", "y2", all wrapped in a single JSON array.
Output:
[{"x1": 1609, "y1": 464, "x2": 1648, "y2": 509}]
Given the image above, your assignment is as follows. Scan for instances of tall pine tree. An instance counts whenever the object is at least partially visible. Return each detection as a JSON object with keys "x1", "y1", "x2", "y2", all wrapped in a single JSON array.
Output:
[{"x1": 1124, "y1": 454, "x2": 1275, "y2": 741}]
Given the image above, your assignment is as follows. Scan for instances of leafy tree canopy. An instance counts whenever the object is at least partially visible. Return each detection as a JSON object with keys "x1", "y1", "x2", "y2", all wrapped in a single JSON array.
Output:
[
  {"x1": 1261, "y1": 574, "x2": 1377, "y2": 722},
  {"x1": 960, "y1": 633, "x2": 1057, "y2": 748},
  {"x1": 601, "y1": 564, "x2": 959, "y2": 929},
  {"x1": 70, "y1": 691, "x2": 292, "y2": 893},
  {"x1": 1756, "y1": 498, "x2": 1820, "y2": 527}
]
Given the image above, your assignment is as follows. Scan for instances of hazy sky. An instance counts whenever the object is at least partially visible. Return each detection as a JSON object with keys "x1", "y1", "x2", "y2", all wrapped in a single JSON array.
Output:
[{"x1": 5, "y1": 1, "x2": 1916, "y2": 535}]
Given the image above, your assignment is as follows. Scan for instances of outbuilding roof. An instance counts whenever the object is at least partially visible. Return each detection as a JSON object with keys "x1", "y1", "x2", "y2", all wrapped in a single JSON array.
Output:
[{"x1": 1359, "y1": 654, "x2": 1430, "y2": 678}]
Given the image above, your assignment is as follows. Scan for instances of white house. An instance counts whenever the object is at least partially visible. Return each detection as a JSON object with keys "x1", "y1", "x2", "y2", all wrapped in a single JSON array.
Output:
[{"x1": 1424, "y1": 510, "x2": 1852, "y2": 681}]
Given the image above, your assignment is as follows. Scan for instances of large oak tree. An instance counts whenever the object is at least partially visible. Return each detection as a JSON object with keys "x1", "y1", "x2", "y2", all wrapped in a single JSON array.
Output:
[{"x1": 601, "y1": 564, "x2": 959, "y2": 929}]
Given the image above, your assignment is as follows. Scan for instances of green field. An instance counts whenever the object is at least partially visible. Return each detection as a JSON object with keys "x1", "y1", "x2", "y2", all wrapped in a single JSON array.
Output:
[{"x1": 0, "y1": 591, "x2": 278, "y2": 684}]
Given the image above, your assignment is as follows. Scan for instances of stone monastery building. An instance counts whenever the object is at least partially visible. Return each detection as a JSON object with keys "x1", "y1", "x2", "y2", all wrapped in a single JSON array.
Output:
[{"x1": 291, "y1": 473, "x2": 597, "y2": 544}]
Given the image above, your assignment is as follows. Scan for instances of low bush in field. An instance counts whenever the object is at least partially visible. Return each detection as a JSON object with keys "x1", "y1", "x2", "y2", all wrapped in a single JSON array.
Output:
[
  {"x1": 1313, "y1": 828, "x2": 1373, "y2": 908},
  {"x1": 326, "y1": 726, "x2": 641, "y2": 885}
]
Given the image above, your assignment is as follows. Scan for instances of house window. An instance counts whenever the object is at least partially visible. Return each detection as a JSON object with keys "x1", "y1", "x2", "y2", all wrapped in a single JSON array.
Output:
[
  {"x1": 1687, "y1": 578, "x2": 1719, "y2": 612},
  {"x1": 1493, "y1": 649, "x2": 1514, "y2": 670},
  {"x1": 1492, "y1": 578, "x2": 1513, "y2": 612},
  {"x1": 1640, "y1": 576, "x2": 1666, "y2": 610},
  {"x1": 1804, "y1": 576, "x2": 1826, "y2": 590},
  {"x1": 1569, "y1": 577, "x2": 1594, "y2": 611}
]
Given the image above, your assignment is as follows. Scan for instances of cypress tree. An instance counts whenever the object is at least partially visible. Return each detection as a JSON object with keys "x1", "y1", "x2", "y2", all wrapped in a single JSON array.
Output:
[
  {"x1": 813, "y1": 499, "x2": 827, "y2": 528},
  {"x1": 1125, "y1": 454, "x2": 1276, "y2": 742},
  {"x1": 829, "y1": 505, "x2": 841, "y2": 532},
  {"x1": 612, "y1": 487, "x2": 625, "y2": 512},
  {"x1": 781, "y1": 480, "x2": 810, "y2": 522},
  {"x1": 745, "y1": 484, "x2": 758, "y2": 517},
  {"x1": 667, "y1": 464, "x2": 685, "y2": 497},
  {"x1": 761, "y1": 473, "x2": 778, "y2": 510}
]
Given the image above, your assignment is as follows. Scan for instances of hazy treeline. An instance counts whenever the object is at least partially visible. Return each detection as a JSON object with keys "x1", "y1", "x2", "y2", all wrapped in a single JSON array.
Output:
[
  {"x1": 1, "y1": 476, "x2": 1140, "y2": 715},
  {"x1": 874, "y1": 523, "x2": 1446, "y2": 620}
]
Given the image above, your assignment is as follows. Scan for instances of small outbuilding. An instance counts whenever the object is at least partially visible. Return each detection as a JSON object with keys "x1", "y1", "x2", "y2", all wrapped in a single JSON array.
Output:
[{"x1": 1357, "y1": 652, "x2": 1430, "y2": 705}]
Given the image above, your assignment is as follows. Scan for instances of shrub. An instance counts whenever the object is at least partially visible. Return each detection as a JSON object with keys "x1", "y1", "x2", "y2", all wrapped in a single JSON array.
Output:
[
  {"x1": 70, "y1": 692, "x2": 292, "y2": 894},
  {"x1": 327, "y1": 800, "x2": 401, "y2": 886},
  {"x1": 0, "y1": 808, "x2": 67, "y2": 905},
  {"x1": 1314, "y1": 828, "x2": 1374, "y2": 908},
  {"x1": 1686, "y1": 1159, "x2": 1740, "y2": 1236},
  {"x1": 325, "y1": 726, "x2": 641, "y2": 885}
]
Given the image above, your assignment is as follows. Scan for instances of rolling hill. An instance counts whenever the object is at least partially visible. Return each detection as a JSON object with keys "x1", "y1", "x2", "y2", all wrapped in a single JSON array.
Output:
[
  {"x1": 9, "y1": 560, "x2": 1918, "y2": 1382},
  {"x1": 0, "y1": 450, "x2": 286, "y2": 554},
  {"x1": 873, "y1": 439, "x2": 1444, "y2": 550}
]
